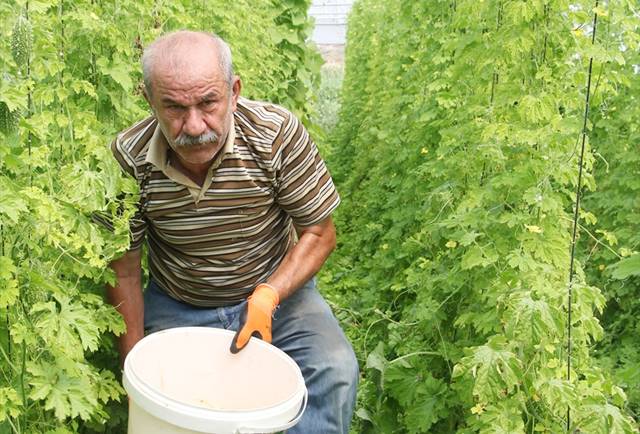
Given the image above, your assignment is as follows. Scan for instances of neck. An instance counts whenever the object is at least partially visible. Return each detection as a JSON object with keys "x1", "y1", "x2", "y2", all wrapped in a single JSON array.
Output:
[{"x1": 170, "y1": 149, "x2": 216, "y2": 186}]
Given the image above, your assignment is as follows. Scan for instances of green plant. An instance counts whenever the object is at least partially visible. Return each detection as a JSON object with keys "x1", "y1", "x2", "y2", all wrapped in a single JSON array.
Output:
[
  {"x1": 581, "y1": 23, "x2": 640, "y2": 419},
  {"x1": 323, "y1": 0, "x2": 640, "y2": 432},
  {"x1": 0, "y1": 1, "x2": 319, "y2": 432}
]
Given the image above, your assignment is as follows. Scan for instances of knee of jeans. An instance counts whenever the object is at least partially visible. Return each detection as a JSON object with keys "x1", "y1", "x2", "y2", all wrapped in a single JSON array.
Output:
[{"x1": 326, "y1": 339, "x2": 360, "y2": 391}]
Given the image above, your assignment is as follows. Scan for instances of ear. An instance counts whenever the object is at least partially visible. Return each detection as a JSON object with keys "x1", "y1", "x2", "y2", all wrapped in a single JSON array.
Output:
[{"x1": 230, "y1": 76, "x2": 242, "y2": 111}]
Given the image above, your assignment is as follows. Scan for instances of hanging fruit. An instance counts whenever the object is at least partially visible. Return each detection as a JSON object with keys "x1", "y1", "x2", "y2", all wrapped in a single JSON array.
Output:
[
  {"x1": 11, "y1": 14, "x2": 33, "y2": 68},
  {"x1": 0, "y1": 102, "x2": 18, "y2": 134}
]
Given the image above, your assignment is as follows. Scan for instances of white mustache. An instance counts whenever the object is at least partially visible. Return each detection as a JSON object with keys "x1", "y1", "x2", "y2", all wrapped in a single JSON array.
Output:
[{"x1": 174, "y1": 130, "x2": 219, "y2": 148}]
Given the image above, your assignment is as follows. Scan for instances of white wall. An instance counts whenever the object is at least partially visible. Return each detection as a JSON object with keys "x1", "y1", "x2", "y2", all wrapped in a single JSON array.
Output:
[{"x1": 308, "y1": 0, "x2": 355, "y2": 45}]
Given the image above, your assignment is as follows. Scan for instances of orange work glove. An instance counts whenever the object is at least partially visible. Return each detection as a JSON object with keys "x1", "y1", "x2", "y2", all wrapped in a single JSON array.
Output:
[{"x1": 230, "y1": 283, "x2": 280, "y2": 353}]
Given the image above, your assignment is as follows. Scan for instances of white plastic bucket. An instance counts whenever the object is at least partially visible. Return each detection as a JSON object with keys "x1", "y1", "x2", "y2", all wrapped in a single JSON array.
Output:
[{"x1": 123, "y1": 327, "x2": 307, "y2": 434}]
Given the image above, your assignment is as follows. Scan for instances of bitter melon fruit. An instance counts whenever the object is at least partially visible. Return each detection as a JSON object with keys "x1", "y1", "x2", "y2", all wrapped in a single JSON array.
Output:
[{"x1": 11, "y1": 14, "x2": 33, "y2": 67}]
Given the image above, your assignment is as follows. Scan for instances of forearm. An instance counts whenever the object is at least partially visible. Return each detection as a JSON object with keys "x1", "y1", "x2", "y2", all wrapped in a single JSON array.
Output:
[
  {"x1": 231, "y1": 217, "x2": 336, "y2": 352},
  {"x1": 107, "y1": 250, "x2": 144, "y2": 366},
  {"x1": 266, "y1": 217, "x2": 336, "y2": 301}
]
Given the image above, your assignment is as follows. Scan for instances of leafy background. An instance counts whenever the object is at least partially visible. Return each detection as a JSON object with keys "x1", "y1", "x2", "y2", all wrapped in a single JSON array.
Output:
[
  {"x1": 320, "y1": 0, "x2": 640, "y2": 433},
  {"x1": 1, "y1": 0, "x2": 639, "y2": 433},
  {"x1": 0, "y1": 0, "x2": 319, "y2": 432}
]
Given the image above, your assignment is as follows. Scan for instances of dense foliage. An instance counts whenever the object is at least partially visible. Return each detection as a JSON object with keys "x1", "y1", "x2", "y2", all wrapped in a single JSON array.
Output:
[
  {"x1": 323, "y1": 0, "x2": 640, "y2": 432},
  {"x1": 0, "y1": 0, "x2": 319, "y2": 432},
  {"x1": 583, "y1": 38, "x2": 640, "y2": 419}
]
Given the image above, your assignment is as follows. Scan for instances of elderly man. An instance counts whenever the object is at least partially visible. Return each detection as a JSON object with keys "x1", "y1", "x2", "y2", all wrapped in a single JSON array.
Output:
[{"x1": 107, "y1": 30, "x2": 358, "y2": 432}]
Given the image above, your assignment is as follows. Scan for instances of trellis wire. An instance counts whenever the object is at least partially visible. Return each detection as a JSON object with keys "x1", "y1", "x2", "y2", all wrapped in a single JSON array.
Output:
[{"x1": 567, "y1": 1, "x2": 599, "y2": 431}]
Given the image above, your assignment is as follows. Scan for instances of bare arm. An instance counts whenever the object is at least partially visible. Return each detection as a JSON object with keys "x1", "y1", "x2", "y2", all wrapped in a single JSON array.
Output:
[
  {"x1": 107, "y1": 248, "x2": 144, "y2": 367},
  {"x1": 266, "y1": 215, "x2": 337, "y2": 301}
]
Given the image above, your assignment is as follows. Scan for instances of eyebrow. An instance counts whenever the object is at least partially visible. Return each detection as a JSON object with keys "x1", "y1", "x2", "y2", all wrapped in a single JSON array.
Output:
[
  {"x1": 160, "y1": 91, "x2": 221, "y2": 107},
  {"x1": 200, "y1": 92, "x2": 219, "y2": 102},
  {"x1": 161, "y1": 97, "x2": 182, "y2": 106}
]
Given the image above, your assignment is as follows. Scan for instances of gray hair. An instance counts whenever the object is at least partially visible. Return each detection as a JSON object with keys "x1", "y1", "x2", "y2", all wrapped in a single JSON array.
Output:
[{"x1": 141, "y1": 30, "x2": 234, "y2": 97}]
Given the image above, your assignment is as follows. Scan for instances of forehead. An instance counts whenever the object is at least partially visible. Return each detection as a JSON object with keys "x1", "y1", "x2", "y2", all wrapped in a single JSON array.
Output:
[
  {"x1": 153, "y1": 65, "x2": 227, "y2": 96},
  {"x1": 150, "y1": 39, "x2": 227, "y2": 97}
]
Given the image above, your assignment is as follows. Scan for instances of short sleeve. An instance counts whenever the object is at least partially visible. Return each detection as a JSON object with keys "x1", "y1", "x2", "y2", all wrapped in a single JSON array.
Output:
[
  {"x1": 124, "y1": 212, "x2": 147, "y2": 251},
  {"x1": 93, "y1": 137, "x2": 147, "y2": 251},
  {"x1": 273, "y1": 113, "x2": 340, "y2": 226}
]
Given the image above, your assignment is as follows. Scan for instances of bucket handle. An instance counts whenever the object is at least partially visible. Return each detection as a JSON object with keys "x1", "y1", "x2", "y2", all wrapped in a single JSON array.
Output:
[{"x1": 236, "y1": 388, "x2": 308, "y2": 434}]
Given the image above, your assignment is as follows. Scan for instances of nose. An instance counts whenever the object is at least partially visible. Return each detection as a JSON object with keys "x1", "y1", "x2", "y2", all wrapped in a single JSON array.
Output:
[{"x1": 182, "y1": 107, "x2": 207, "y2": 137}]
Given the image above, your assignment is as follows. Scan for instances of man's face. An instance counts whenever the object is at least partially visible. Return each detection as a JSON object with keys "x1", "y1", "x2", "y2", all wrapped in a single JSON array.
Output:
[{"x1": 147, "y1": 46, "x2": 240, "y2": 166}]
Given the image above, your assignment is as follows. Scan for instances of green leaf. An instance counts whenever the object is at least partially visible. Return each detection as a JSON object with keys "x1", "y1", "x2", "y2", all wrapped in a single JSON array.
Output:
[
  {"x1": 96, "y1": 58, "x2": 134, "y2": 91},
  {"x1": 95, "y1": 370, "x2": 125, "y2": 404},
  {"x1": 460, "y1": 231, "x2": 482, "y2": 246},
  {"x1": 31, "y1": 294, "x2": 102, "y2": 357},
  {"x1": 579, "y1": 403, "x2": 636, "y2": 434},
  {"x1": 27, "y1": 360, "x2": 97, "y2": 421},
  {"x1": 0, "y1": 183, "x2": 28, "y2": 224},
  {"x1": 537, "y1": 378, "x2": 576, "y2": 409},
  {"x1": 63, "y1": 168, "x2": 106, "y2": 212},
  {"x1": 473, "y1": 402, "x2": 526, "y2": 434},
  {"x1": 506, "y1": 291, "x2": 560, "y2": 343},
  {"x1": 0, "y1": 82, "x2": 29, "y2": 112},
  {"x1": 386, "y1": 365, "x2": 449, "y2": 432},
  {"x1": 355, "y1": 407, "x2": 373, "y2": 422},
  {"x1": 461, "y1": 245, "x2": 498, "y2": 270},
  {"x1": 0, "y1": 387, "x2": 22, "y2": 421},
  {"x1": 366, "y1": 342, "x2": 387, "y2": 375},
  {"x1": 610, "y1": 254, "x2": 640, "y2": 280},
  {"x1": 0, "y1": 257, "x2": 19, "y2": 309},
  {"x1": 455, "y1": 336, "x2": 523, "y2": 402},
  {"x1": 290, "y1": 11, "x2": 307, "y2": 26}
]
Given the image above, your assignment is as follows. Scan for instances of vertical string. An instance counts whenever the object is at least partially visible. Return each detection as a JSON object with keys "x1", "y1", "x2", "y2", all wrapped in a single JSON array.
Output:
[
  {"x1": 58, "y1": 0, "x2": 65, "y2": 156},
  {"x1": 567, "y1": 1, "x2": 599, "y2": 431},
  {"x1": 20, "y1": 2, "x2": 33, "y2": 428},
  {"x1": 1, "y1": 223, "x2": 7, "y2": 360},
  {"x1": 26, "y1": 1, "x2": 32, "y2": 189}
]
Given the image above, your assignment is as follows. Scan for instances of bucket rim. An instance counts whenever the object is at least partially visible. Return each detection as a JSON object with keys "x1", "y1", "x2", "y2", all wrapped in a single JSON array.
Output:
[{"x1": 124, "y1": 326, "x2": 306, "y2": 414}]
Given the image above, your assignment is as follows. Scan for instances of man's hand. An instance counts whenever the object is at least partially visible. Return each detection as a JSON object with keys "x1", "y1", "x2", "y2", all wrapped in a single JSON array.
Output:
[
  {"x1": 230, "y1": 283, "x2": 279, "y2": 353},
  {"x1": 229, "y1": 216, "x2": 336, "y2": 353}
]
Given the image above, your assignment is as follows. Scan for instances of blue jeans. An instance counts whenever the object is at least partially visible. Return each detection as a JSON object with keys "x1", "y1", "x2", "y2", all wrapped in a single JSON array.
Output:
[{"x1": 143, "y1": 278, "x2": 359, "y2": 434}]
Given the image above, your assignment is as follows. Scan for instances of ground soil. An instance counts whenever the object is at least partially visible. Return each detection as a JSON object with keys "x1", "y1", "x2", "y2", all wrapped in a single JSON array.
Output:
[{"x1": 316, "y1": 44, "x2": 345, "y2": 66}]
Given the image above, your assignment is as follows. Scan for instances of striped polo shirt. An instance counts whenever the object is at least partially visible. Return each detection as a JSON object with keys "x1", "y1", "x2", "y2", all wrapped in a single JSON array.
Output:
[{"x1": 110, "y1": 97, "x2": 340, "y2": 307}]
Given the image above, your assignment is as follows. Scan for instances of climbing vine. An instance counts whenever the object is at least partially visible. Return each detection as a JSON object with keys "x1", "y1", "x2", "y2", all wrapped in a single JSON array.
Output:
[
  {"x1": 324, "y1": 0, "x2": 639, "y2": 432},
  {"x1": 0, "y1": 1, "x2": 319, "y2": 432}
]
